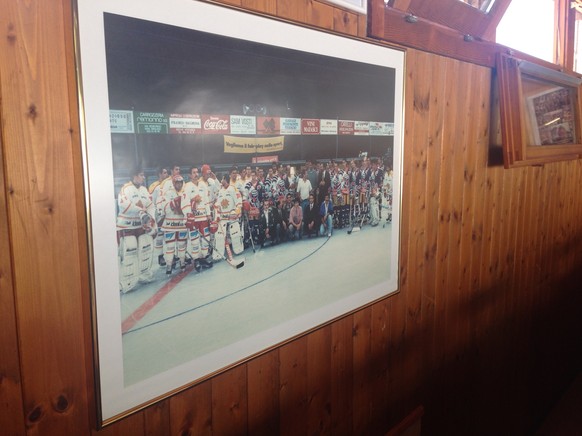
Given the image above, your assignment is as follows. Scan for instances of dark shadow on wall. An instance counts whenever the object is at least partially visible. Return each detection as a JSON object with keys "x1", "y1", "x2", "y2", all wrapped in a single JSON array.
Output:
[{"x1": 341, "y1": 232, "x2": 582, "y2": 435}]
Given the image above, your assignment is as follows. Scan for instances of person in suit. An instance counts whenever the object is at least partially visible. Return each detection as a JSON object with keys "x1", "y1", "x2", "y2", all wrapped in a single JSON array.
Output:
[
  {"x1": 317, "y1": 162, "x2": 331, "y2": 205},
  {"x1": 259, "y1": 199, "x2": 277, "y2": 247},
  {"x1": 304, "y1": 193, "x2": 319, "y2": 238},
  {"x1": 319, "y1": 194, "x2": 334, "y2": 237}
]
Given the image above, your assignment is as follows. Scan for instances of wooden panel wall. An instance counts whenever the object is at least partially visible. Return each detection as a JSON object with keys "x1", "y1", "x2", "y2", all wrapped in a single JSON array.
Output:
[{"x1": 1, "y1": 1, "x2": 581, "y2": 435}]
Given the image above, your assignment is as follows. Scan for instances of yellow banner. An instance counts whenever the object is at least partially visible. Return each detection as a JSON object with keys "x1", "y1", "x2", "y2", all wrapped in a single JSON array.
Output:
[{"x1": 224, "y1": 135, "x2": 284, "y2": 154}]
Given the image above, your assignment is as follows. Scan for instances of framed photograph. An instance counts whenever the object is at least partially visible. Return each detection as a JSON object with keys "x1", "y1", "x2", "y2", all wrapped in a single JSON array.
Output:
[
  {"x1": 75, "y1": 0, "x2": 404, "y2": 425},
  {"x1": 324, "y1": 0, "x2": 367, "y2": 14},
  {"x1": 496, "y1": 53, "x2": 582, "y2": 167},
  {"x1": 525, "y1": 86, "x2": 577, "y2": 146}
]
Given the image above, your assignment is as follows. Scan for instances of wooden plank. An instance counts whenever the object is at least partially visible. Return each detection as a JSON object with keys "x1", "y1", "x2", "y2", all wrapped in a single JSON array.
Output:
[
  {"x1": 277, "y1": 0, "x2": 308, "y2": 22},
  {"x1": 369, "y1": 298, "x2": 391, "y2": 434},
  {"x1": 352, "y1": 306, "x2": 373, "y2": 434},
  {"x1": 0, "y1": 0, "x2": 91, "y2": 434},
  {"x1": 307, "y1": 1, "x2": 334, "y2": 30},
  {"x1": 247, "y1": 351, "x2": 280, "y2": 436},
  {"x1": 169, "y1": 381, "x2": 212, "y2": 436},
  {"x1": 217, "y1": 0, "x2": 242, "y2": 6},
  {"x1": 442, "y1": 58, "x2": 471, "y2": 417},
  {"x1": 92, "y1": 412, "x2": 144, "y2": 436},
  {"x1": 333, "y1": 8, "x2": 358, "y2": 36},
  {"x1": 455, "y1": 61, "x2": 482, "y2": 385},
  {"x1": 368, "y1": 5, "x2": 565, "y2": 70},
  {"x1": 279, "y1": 337, "x2": 308, "y2": 436},
  {"x1": 401, "y1": 49, "x2": 430, "y2": 402},
  {"x1": 466, "y1": 63, "x2": 491, "y2": 318},
  {"x1": 307, "y1": 327, "x2": 332, "y2": 435},
  {"x1": 242, "y1": 0, "x2": 277, "y2": 14},
  {"x1": 357, "y1": 13, "x2": 367, "y2": 39},
  {"x1": 369, "y1": 7, "x2": 498, "y2": 68},
  {"x1": 419, "y1": 51, "x2": 446, "y2": 406},
  {"x1": 330, "y1": 315, "x2": 353, "y2": 435},
  {"x1": 144, "y1": 401, "x2": 170, "y2": 436},
  {"x1": 0, "y1": 101, "x2": 26, "y2": 436},
  {"x1": 211, "y1": 365, "x2": 248, "y2": 435},
  {"x1": 386, "y1": 293, "x2": 406, "y2": 426},
  {"x1": 433, "y1": 56, "x2": 462, "y2": 369}
]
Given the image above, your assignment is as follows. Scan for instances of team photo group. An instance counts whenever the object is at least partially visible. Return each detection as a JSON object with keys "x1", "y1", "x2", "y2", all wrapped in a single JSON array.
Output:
[{"x1": 116, "y1": 157, "x2": 394, "y2": 293}]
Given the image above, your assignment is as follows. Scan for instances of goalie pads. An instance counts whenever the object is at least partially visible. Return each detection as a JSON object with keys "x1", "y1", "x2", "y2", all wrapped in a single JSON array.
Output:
[
  {"x1": 369, "y1": 195, "x2": 380, "y2": 226},
  {"x1": 119, "y1": 235, "x2": 139, "y2": 293},
  {"x1": 138, "y1": 234, "x2": 154, "y2": 282},
  {"x1": 212, "y1": 222, "x2": 226, "y2": 261},
  {"x1": 229, "y1": 221, "x2": 244, "y2": 254}
]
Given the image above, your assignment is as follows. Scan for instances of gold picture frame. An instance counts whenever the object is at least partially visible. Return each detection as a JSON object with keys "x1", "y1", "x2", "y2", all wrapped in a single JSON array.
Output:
[{"x1": 75, "y1": 0, "x2": 404, "y2": 426}]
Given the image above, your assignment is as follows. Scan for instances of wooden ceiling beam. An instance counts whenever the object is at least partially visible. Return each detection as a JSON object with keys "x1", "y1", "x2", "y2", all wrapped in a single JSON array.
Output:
[
  {"x1": 368, "y1": 1, "x2": 568, "y2": 72},
  {"x1": 383, "y1": 0, "x2": 514, "y2": 41}
]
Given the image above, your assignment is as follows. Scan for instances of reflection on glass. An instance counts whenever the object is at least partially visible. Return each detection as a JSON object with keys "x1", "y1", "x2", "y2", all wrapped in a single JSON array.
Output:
[
  {"x1": 457, "y1": 0, "x2": 496, "y2": 13},
  {"x1": 521, "y1": 75, "x2": 578, "y2": 146},
  {"x1": 574, "y1": 9, "x2": 582, "y2": 73}
]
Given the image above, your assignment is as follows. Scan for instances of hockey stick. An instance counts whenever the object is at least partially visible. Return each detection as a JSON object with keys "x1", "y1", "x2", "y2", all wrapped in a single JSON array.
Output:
[
  {"x1": 200, "y1": 231, "x2": 245, "y2": 269},
  {"x1": 347, "y1": 202, "x2": 360, "y2": 234},
  {"x1": 243, "y1": 212, "x2": 256, "y2": 253}
]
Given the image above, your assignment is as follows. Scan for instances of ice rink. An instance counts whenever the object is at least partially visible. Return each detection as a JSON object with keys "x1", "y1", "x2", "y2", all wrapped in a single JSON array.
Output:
[{"x1": 120, "y1": 222, "x2": 394, "y2": 386}]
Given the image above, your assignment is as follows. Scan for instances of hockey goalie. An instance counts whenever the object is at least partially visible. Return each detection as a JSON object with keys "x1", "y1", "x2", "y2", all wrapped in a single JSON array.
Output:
[
  {"x1": 213, "y1": 174, "x2": 243, "y2": 263},
  {"x1": 116, "y1": 167, "x2": 157, "y2": 293}
]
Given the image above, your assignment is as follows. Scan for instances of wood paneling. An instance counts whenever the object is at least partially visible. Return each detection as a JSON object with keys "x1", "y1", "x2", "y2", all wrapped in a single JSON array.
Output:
[
  {"x1": 169, "y1": 380, "x2": 212, "y2": 436},
  {"x1": 0, "y1": 0, "x2": 90, "y2": 434},
  {"x1": 1, "y1": 1, "x2": 582, "y2": 435},
  {"x1": 0, "y1": 86, "x2": 26, "y2": 436},
  {"x1": 247, "y1": 350, "x2": 280, "y2": 435}
]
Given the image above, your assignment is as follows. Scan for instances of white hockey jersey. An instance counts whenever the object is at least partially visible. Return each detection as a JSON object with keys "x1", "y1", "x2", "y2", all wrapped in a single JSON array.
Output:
[
  {"x1": 182, "y1": 181, "x2": 211, "y2": 222},
  {"x1": 116, "y1": 182, "x2": 154, "y2": 230},
  {"x1": 158, "y1": 188, "x2": 186, "y2": 231},
  {"x1": 215, "y1": 185, "x2": 242, "y2": 221}
]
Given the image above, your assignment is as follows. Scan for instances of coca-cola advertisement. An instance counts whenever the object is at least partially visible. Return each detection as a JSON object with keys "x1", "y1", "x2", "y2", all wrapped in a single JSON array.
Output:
[
  {"x1": 202, "y1": 115, "x2": 230, "y2": 134},
  {"x1": 77, "y1": 0, "x2": 403, "y2": 423}
]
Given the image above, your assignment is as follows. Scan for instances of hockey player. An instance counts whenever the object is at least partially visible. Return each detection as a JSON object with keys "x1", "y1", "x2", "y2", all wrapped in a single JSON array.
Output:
[
  {"x1": 182, "y1": 167, "x2": 213, "y2": 271},
  {"x1": 339, "y1": 161, "x2": 351, "y2": 228},
  {"x1": 148, "y1": 165, "x2": 169, "y2": 266},
  {"x1": 158, "y1": 174, "x2": 188, "y2": 274},
  {"x1": 243, "y1": 170, "x2": 263, "y2": 248},
  {"x1": 230, "y1": 166, "x2": 245, "y2": 195},
  {"x1": 382, "y1": 166, "x2": 394, "y2": 224},
  {"x1": 116, "y1": 167, "x2": 157, "y2": 293},
  {"x1": 201, "y1": 164, "x2": 219, "y2": 211},
  {"x1": 148, "y1": 166, "x2": 169, "y2": 199},
  {"x1": 330, "y1": 162, "x2": 344, "y2": 228},
  {"x1": 213, "y1": 176, "x2": 243, "y2": 262},
  {"x1": 158, "y1": 164, "x2": 181, "y2": 194},
  {"x1": 368, "y1": 159, "x2": 384, "y2": 226}
]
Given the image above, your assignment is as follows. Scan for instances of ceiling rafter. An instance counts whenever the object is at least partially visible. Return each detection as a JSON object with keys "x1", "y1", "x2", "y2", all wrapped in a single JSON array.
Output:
[{"x1": 387, "y1": 0, "x2": 513, "y2": 41}]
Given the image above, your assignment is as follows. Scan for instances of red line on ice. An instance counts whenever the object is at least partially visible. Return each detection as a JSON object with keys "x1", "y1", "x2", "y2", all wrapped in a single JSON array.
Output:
[{"x1": 121, "y1": 267, "x2": 192, "y2": 334}]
